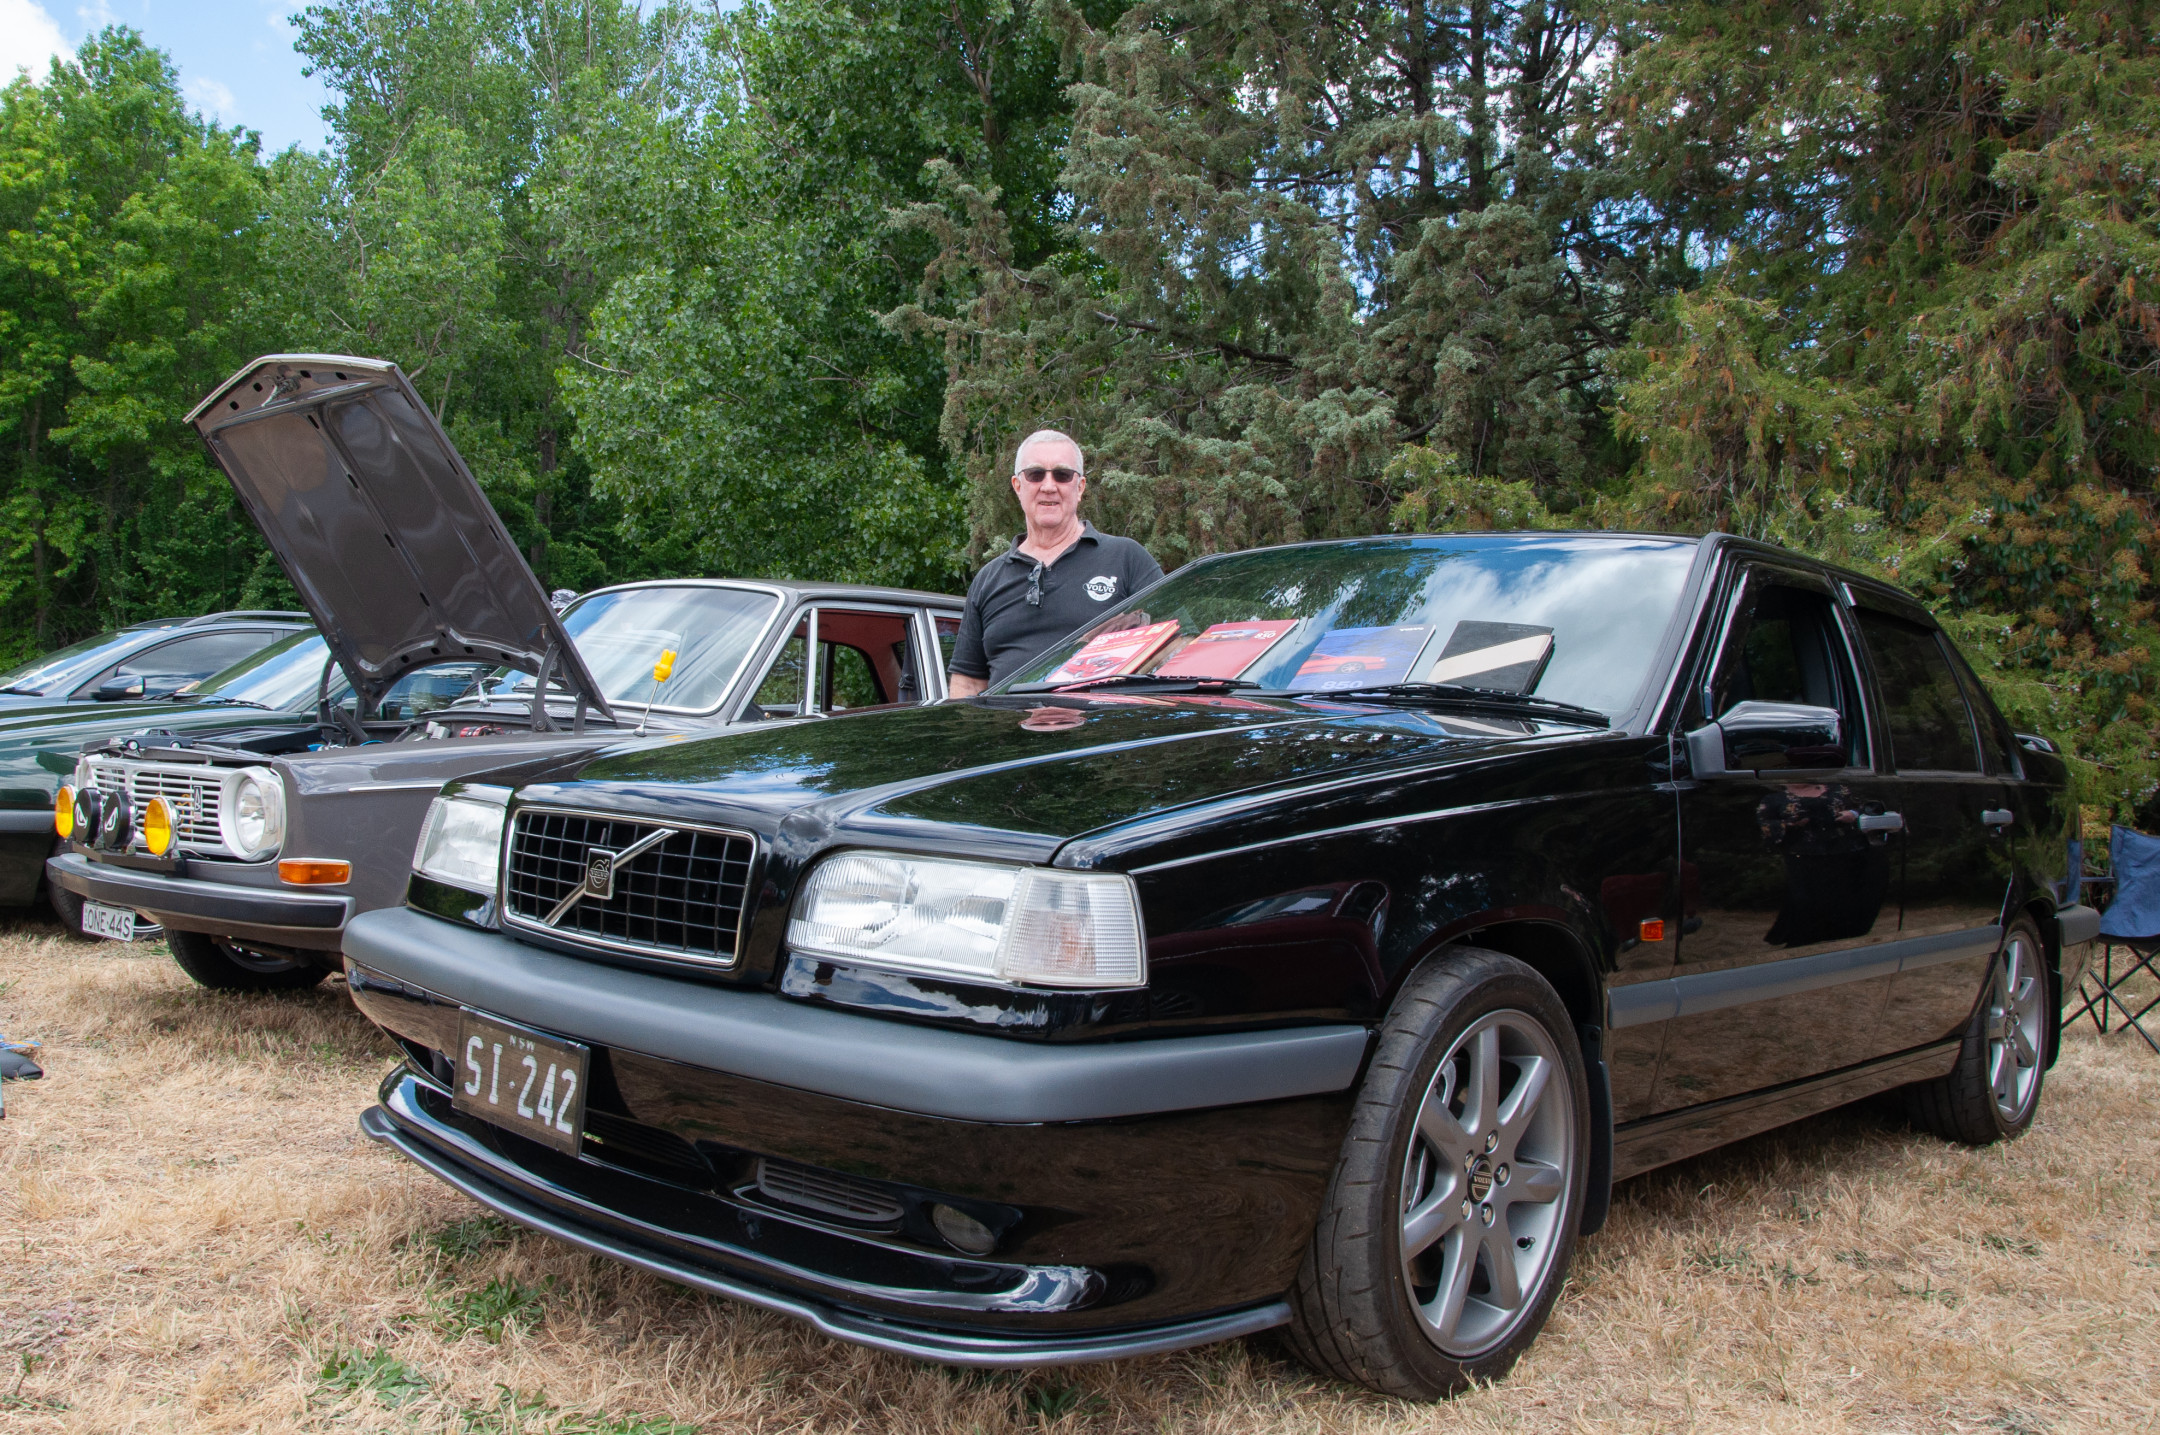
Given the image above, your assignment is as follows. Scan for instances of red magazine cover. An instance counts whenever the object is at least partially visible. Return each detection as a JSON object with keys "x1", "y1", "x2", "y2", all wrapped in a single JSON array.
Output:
[
  {"x1": 1045, "y1": 618, "x2": 1185, "y2": 684},
  {"x1": 1156, "y1": 619, "x2": 1299, "y2": 679}
]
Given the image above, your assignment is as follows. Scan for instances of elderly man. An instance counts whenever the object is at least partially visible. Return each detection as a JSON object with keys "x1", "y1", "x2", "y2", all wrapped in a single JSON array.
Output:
[{"x1": 947, "y1": 431, "x2": 1165, "y2": 697}]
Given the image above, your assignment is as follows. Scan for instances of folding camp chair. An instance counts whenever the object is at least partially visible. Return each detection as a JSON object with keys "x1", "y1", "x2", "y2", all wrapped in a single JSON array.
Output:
[{"x1": 2069, "y1": 824, "x2": 2160, "y2": 1054}]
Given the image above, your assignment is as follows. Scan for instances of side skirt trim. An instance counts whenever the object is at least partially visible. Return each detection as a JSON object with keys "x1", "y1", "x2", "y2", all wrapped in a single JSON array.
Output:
[{"x1": 1611, "y1": 1040, "x2": 1958, "y2": 1181}]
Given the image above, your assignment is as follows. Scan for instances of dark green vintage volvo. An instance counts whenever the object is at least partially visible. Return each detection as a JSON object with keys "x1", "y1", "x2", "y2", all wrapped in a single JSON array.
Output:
[{"x1": 343, "y1": 532, "x2": 2099, "y2": 1398}]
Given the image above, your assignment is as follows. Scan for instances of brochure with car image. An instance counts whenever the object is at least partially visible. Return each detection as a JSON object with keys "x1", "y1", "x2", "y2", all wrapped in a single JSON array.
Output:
[
  {"x1": 1292, "y1": 625, "x2": 1435, "y2": 691},
  {"x1": 1423, "y1": 621, "x2": 1554, "y2": 694},
  {"x1": 1045, "y1": 618, "x2": 1185, "y2": 684},
  {"x1": 1156, "y1": 620, "x2": 1299, "y2": 680}
]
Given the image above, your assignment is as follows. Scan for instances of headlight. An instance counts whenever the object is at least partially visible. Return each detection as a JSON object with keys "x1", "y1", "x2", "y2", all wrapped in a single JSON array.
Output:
[
  {"x1": 221, "y1": 767, "x2": 286, "y2": 860},
  {"x1": 788, "y1": 852, "x2": 1145, "y2": 989},
  {"x1": 412, "y1": 784, "x2": 512, "y2": 894}
]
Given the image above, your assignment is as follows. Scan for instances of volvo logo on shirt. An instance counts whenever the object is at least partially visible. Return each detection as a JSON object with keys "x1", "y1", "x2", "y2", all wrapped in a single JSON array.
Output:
[{"x1": 1085, "y1": 575, "x2": 1119, "y2": 601}]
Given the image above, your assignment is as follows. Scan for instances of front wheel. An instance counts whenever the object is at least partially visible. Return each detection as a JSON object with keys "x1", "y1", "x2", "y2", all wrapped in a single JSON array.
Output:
[
  {"x1": 1286, "y1": 947, "x2": 1590, "y2": 1399},
  {"x1": 1903, "y1": 916, "x2": 2048, "y2": 1145},
  {"x1": 166, "y1": 930, "x2": 329, "y2": 992}
]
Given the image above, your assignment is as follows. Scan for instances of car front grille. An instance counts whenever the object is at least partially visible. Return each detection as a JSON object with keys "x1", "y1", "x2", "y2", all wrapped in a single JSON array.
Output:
[
  {"x1": 502, "y1": 808, "x2": 756, "y2": 968},
  {"x1": 89, "y1": 762, "x2": 227, "y2": 852}
]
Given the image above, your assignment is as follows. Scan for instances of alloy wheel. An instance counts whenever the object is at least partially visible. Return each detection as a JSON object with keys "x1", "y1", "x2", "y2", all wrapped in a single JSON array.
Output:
[
  {"x1": 1987, "y1": 932, "x2": 2044, "y2": 1123},
  {"x1": 1398, "y1": 1009, "x2": 1576, "y2": 1356}
]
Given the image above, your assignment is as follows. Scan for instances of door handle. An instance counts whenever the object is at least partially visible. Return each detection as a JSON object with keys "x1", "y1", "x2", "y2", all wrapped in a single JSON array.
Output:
[
  {"x1": 1982, "y1": 808, "x2": 2014, "y2": 829},
  {"x1": 1856, "y1": 812, "x2": 1904, "y2": 833}
]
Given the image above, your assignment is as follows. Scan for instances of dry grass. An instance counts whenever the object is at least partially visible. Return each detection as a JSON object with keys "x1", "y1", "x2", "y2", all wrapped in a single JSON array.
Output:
[{"x1": 2, "y1": 915, "x2": 2157, "y2": 1434}]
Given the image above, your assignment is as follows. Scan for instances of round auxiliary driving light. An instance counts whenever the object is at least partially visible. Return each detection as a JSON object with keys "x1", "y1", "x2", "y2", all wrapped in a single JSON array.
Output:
[
  {"x1": 930, "y1": 1203, "x2": 998, "y2": 1256},
  {"x1": 73, "y1": 788, "x2": 103, "y2": 846},
  {"x1": 54, "y1": 785, "x2": 74, "y2": 839},
  {"x1": 99, "y1": 794, "x2": 132, "y2": 851},
  {"x1": 142, "y1": 797, "x2": 176, "y2": 857}
]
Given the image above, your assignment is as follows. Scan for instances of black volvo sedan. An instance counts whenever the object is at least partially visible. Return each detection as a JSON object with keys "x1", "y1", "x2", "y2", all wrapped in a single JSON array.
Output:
[{"x1": 342, "y1": 532, "x2": 2100, "y2": 1398}]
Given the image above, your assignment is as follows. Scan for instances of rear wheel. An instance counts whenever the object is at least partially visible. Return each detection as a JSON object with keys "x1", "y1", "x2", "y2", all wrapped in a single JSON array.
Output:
[
  {"x1": 1904, "y1": 916, "x2": 2047, "y2": 1145},
  {"x1": 1286, "y1": 947, "x2": 1589, "y2": 1399},
  {"x1": 166, "y1": 930, "x2": 328, "y2": 992}
]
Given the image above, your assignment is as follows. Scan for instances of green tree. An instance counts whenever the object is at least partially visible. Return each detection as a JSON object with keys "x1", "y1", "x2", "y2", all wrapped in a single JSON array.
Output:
[{"x1": 0, "y1": 31, "x2": 279, "y2": 662}]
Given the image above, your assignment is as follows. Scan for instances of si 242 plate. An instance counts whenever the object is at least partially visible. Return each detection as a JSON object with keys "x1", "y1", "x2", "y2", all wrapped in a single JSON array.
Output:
[{"x1": 450, "y1": 1009, "x2": 589, "y2": 1156}]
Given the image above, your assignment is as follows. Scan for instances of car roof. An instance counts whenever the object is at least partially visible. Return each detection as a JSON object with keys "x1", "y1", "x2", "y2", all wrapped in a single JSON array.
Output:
[{"x1": 581, "y1": 577, "x2": 965, "y2": 609}]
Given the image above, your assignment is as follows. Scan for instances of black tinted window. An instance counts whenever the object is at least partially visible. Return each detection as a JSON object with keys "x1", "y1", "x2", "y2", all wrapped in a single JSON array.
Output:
[
  {"x1": 1709, "y1": 577, "x2": 1864, "y2": 766},
  {"x1": 114, "y1": 630, "x2": 271, "y2": 683},
  {"x1": 1855, "y1": 612, "x2": 1980, "y2": 772}
]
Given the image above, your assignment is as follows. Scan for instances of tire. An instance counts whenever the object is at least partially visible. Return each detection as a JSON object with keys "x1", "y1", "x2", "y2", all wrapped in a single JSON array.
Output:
[
  {"x1": 166, "y1": 929, "x2": 329, "y2": 992},
  {"x1": 1903, "y1": 916, "x2": 2047, "y2": 1145},
  {"x1": 1285, "y1": 947, "x2": 1591, "y2": 1399},
  {"x1": 46, "y1": 876, "x2": 91, "y2": 939}
]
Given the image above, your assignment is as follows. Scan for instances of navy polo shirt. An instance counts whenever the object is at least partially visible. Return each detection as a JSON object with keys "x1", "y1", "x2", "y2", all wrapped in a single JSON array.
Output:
[{"x1": 949, "y1": 523, "x2": 1166, "y2": 684}]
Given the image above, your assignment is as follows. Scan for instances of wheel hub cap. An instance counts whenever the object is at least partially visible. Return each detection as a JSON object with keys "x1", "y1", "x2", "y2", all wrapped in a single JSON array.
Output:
[{"x1": 1467, "y1": 1156, "x2": 1495, "y2": 1202}]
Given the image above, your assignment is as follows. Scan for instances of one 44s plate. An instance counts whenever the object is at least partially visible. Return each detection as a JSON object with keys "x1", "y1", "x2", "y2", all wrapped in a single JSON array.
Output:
[
  {"x1": 450, "y1": 1009, "x2": 589, "y2": 1155},
  {"x1": 81, "y1": 900, "x2": 137, "y2": 942}
]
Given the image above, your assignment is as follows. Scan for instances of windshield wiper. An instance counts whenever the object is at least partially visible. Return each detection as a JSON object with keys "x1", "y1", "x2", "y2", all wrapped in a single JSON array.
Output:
[
  {"x1": 1014, "y1": 674, "x2": 1263, "y2": 694},
  {"x1": 0, "y1": 685, "x2": 48, "y2": 696},
  {"x1": 1311, "y1": 683, "x2": 1610, "y2": 728},
  {"x1": 167, "y1": 694, "x2": 268, "y2": 709}
]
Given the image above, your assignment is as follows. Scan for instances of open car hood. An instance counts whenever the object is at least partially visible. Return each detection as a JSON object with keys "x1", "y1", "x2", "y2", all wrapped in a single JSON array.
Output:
[{"x1": 188, "y1": 355, "x2": 612, "y2": 726}]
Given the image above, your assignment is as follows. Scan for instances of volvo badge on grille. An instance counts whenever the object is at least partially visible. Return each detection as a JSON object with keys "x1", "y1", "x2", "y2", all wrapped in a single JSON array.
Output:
[{"x1": 583, "y1": 850, "x2": 617, "y2": 900}]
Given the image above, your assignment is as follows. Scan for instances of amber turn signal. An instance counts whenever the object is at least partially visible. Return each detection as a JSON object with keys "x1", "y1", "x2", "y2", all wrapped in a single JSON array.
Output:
[
  {"x1": 142, "y1": 797, "x2": 177, "y2": 857},
  {"x1": 279, "y1": 858, "x2": 352, "y2": 885},
  {"x1": 1638, "y1": 918, "x2": 1666, "y2": 943},
  {"x1": 54, "y1": 785, "x2": 74, "y2": 838}
]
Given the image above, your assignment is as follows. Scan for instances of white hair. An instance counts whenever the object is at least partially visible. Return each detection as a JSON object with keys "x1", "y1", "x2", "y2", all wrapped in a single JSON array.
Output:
[{"x1": 1013, "y1": 429, "x2": 1084, "y2": 476}]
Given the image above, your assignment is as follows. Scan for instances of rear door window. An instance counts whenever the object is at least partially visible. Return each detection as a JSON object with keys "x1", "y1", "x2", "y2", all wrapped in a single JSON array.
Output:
[{"x1": 1854, "y1": 611, "x2": 1981, "y2": 773}]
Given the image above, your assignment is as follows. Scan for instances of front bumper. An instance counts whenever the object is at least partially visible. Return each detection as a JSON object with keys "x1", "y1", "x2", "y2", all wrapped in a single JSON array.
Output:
[
  {"x1": 347, "y1": 906, "x2": 1369, "y2": 1358},
  {"x1": 46, "y1": 851, "x2": 349, "y2": 951},
  {"x1": 365, "y1": 1071, "x2": 1290, "y2": 1367}
]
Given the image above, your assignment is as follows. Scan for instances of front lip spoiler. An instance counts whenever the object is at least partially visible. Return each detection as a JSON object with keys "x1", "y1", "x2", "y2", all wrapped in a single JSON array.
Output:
[
  {"x1": 46, "y1": 851, "x2": 349, "y2": 948},
  {"x1": 362, "y1": 1077, "x2": 1292, "y2": 1368}
]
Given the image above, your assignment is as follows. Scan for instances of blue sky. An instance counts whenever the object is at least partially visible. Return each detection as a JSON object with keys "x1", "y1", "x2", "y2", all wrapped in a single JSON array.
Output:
[{"x1": 4, "y1": 0, "x2": 332, "y2": 152}]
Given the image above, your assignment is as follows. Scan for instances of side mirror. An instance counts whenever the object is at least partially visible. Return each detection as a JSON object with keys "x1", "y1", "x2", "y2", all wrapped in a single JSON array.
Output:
[
  {"x1": 1686, "y1": 700, "x2": 1845, "y2": 778},
  {"x1": 92, "y1": 679, "x2": 146, "y2": 702}
]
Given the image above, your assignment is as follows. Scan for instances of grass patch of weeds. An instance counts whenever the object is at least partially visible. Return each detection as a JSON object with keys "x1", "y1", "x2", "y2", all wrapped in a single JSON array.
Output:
[
  {"x1": 1982, "y1": 1232, "x2": 2043, "y2": 1257},
  {"x1": 435, "y1": 1276, "x2": 554, "y2": 1343},
  {"x1": 460, "y1": 1387, "x2": 699, "y2": 1433},
  {"x1": 1022, "y1": 1381, "x2": 1105, "y2": 1421},
  {"x1": 316, "y1": 1346, "x2": 433, "y2": 1407},
  {"x1": 428, "y1": 1214, "x2": 516, "y2": 1261}
]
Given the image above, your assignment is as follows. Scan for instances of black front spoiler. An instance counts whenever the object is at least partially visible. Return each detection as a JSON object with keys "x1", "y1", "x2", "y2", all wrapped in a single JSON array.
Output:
[{"x1": 363, "y1": 1071, "x2": 1292, "y2": 1368}]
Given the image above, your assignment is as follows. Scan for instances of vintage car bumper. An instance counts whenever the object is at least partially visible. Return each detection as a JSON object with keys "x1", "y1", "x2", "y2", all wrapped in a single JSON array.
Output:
[
  {"x1": 45, "y1": 851, "x2": 350, "y2": 951},
  {"x1": 346, "y1": 906, "x2": 1372, "y2": 1363}
]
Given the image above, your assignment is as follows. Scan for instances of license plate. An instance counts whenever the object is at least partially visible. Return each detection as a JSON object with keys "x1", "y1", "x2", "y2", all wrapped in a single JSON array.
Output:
[
  {"x1": 450, "y1": 1010, "x2": 589, "y2": 1155},
  {"x1": 82, "y1": 900, "x2": 137, "y2": 942}
]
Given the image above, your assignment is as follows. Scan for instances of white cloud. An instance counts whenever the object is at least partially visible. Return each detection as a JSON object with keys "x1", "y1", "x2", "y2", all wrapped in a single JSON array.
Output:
[
  {"x1": 73, "y1": 0, "x2": 114, "y2": 29},
  {"x1": 0, "y1": 0, "x2": 73, "y2": 80},
  {"x1": 184, "y1": 75, "x2": 238, "y2": 123}
]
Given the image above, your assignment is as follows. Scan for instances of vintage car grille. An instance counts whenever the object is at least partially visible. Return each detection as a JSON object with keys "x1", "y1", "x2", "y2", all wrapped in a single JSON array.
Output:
[
  {"x1": 88, "y1": 761, "x2": 227, "y2": 853},
  {"x1": 753, "y1": 1158, "x2": 905, "y2": 1225},
  {"x1": 502, "y1": 808, "x2": 756, "y2": 967}
]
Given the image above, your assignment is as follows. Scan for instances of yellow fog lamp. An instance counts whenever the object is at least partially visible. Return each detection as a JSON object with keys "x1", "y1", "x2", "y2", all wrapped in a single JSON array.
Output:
[
  {"x1": 142, "y1": 797, "x2": 177, "y2": 857},
  {"x1": 54, "y1": 785, "x2": 75, "y2": 838}
]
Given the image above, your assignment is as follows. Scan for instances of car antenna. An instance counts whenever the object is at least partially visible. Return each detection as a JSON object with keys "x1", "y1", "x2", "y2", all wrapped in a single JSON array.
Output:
[{"x1": 636, "y1": 649, "x2": 676, "y2": 735}]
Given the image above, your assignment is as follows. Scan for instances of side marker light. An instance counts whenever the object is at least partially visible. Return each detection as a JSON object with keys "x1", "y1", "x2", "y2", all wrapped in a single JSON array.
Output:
[{"x1": 1638, "y1": 918, "x2": 1667, "y2": 943}]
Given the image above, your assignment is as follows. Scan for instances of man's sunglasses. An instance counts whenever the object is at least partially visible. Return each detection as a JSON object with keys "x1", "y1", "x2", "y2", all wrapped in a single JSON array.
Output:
[{"x1": 1017, "y1": 466, "x2": 1081, "y2": 485}]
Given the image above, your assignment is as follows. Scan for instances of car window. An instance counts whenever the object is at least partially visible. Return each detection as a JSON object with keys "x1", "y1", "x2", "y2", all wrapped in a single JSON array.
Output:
[
  {"x1": 1707, "y1": 576, "x2": 1865, "y2": 765},
  {"x1": 1003, "y1": 535, "x2": 1697, "y2": 718},
  {"x1": 751, "y1": 626, "x2": 809, "y2": 717},
  {"x1": 825, "y1": 643, "x2": 883, "y2": 709},
  {"x1": 936, "y1": 615, "x2": 960, "y2": 676},
  {"x1": 1854, "y1": 611, "x2": 1981, "y2": 773},
  {"x1": 0, "y1": 629, "x2": 135, "y2": 694},
  {"x1": 494, "y1": 586, "x2": 781, "y2": 712},
  {"x1": 182, "y1": 632, "x2": 334, "y2": 709},
  {"x1": 100, "y1": 630, "x2": 276, "y2": 692},
  {"x1": 380, "y1": 663, "x2": 488, "y2": 717},
  {"x1": 1943, "y1": 642, "x2": 2022, "y2": 778}
]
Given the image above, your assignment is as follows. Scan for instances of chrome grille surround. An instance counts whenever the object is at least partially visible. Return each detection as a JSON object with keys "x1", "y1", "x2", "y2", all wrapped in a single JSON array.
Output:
[
  {"x1": 500, "y1": 805, "x2": 757, "y2": 969},
  {"x1": 84, "y1": 757, "x2": 230, "y2": 854}
]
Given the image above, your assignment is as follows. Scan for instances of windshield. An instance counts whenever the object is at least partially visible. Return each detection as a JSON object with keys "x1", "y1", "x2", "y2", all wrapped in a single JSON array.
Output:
[
  {"x1": 498, "y1": 585, "x2": 781, "y2": 711},
  {"x1": 0, "y1": 630, "x2": 139, "y2": 694},
  {"x1": 185, "y1": 632, "x2": 341, "y2": 710},
  {"x1": 1004, "y1": 535, "x2": 1699, "y2": 719}
]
